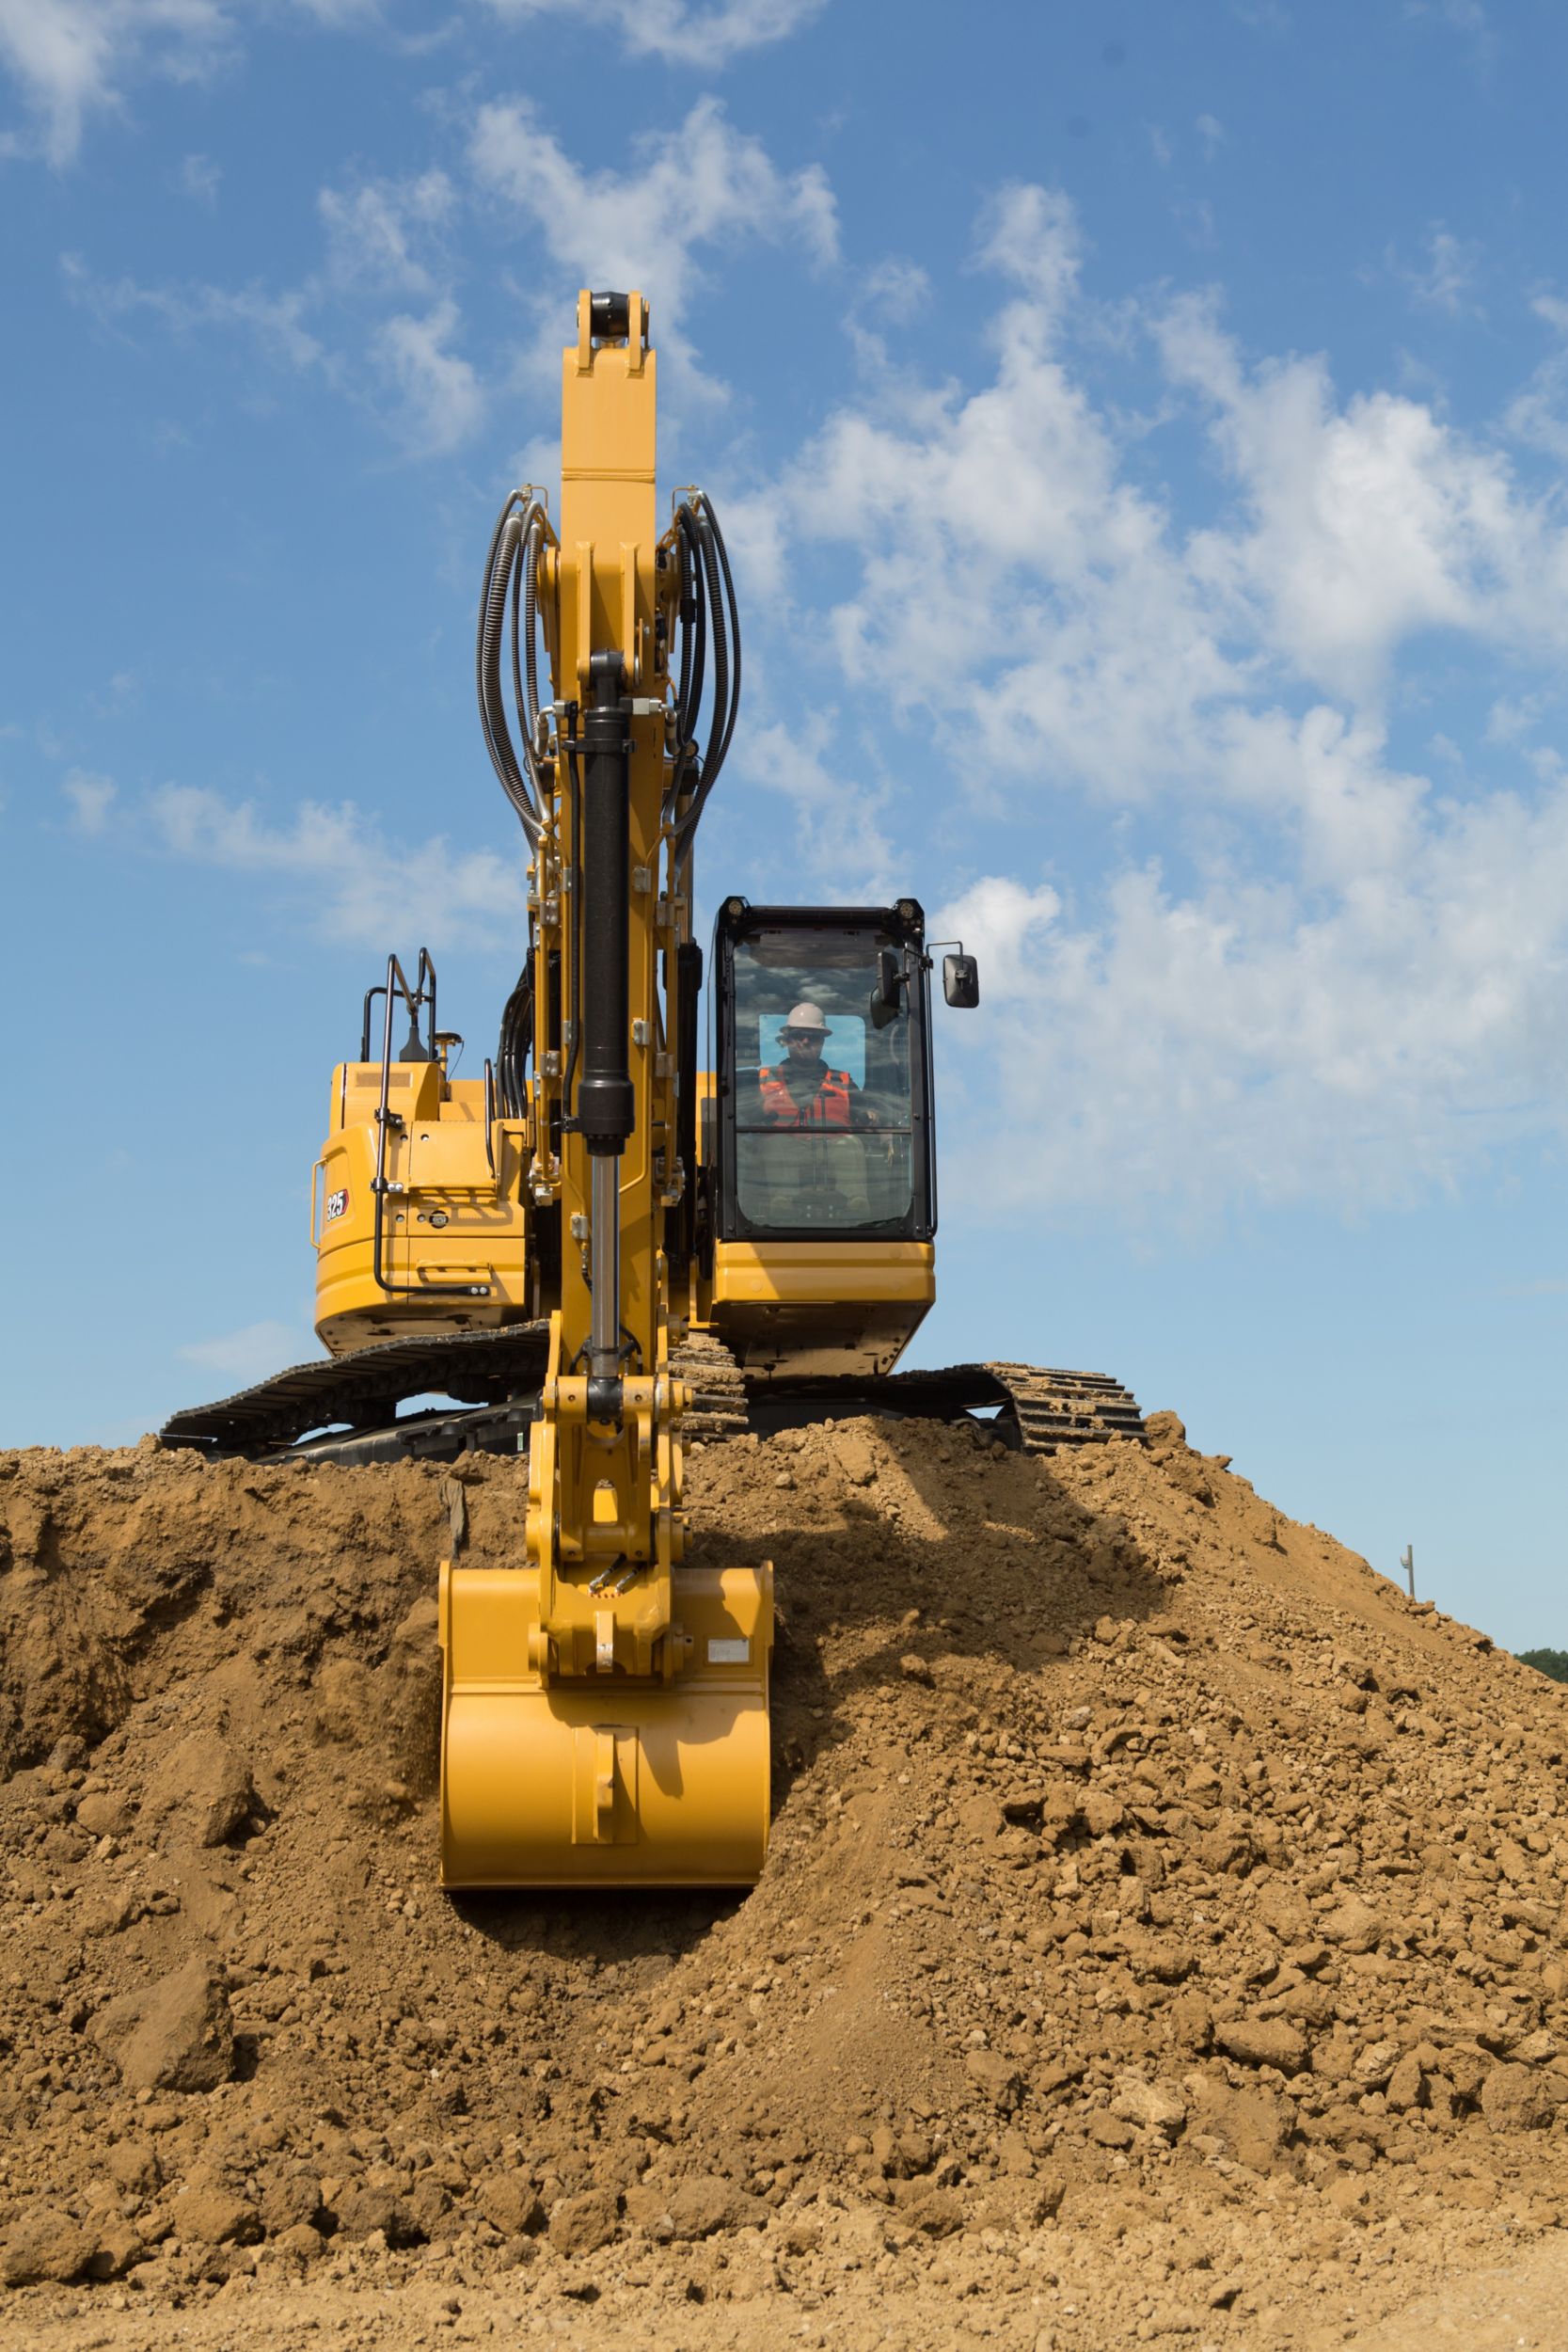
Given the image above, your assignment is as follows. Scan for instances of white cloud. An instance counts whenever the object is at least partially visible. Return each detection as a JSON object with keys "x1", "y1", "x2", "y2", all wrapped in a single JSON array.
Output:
[
  {"x1": 749, "y1": 185, "x2": 1568, "y2": 1215},
  {"x1": 936, "y1": 775, "x2": 1568, "y2": 1217},
  {"x1": 929, "y1": 878, "x2": 1062, "y2": 1001},
  {"x1": 975, "y1": 183, "x2": 1082, "y2": 329},
  {"x1": 63, "y1": 181, "x2": 485, "y2": 454},
  {"x1": 178, "y1": 147, "x2": 219, "y2": 203},
  {"x1": 1504, "y1": 294, "x2": 1568, "y2": 463},
  {"x1": 477, "y1": 0, "x2": 827, "y2": 67},
  {"x1": 372, "y1": 297, "x2": 483, "y2": 451},
  {"x1": 861, "y1": 258, "x2": 930, "y2": 318},
  {"x1": 318, "y1": 167, "x2": 454, "y2": 294},
  {"x1": 179, "y1": 1318, "x2": 316, "y2": 1384},
  {"x1": 291, "y1": 0, "x2": 382, "y2": 21},
  {"x1": 468, "y1": 94, "x2": 837, "y2": 390},
  {"x1": 1158, "y1": 291, "x2": 1536, "y2": 702},
  {"x1": 63, "y1": 250, "x2": 326, "y2": 371},
  {"x1": 1390, "y1": 224, "x2": 1481, "y2": 316},
  {"x1": 145, "y1": 783, "x2": 528, "y2": 948},
  {"x1": 0, "y1": 0, "x2": 230, "y2": 166},
  {"x1": 1196, "y1": 111, "x2": 1226, "y2": 159},
  {"x1": 738, "y1": 714, "x2": 894, "y2": 900},
  {"x1": 59, "y1": 86, "x2": 826, "y2": 437},
  {"x1": 62, "y1": 768, "x2": 117, "y2": 833},
  {"x1": 1404, "y1": 0, "x2": 1488, "y2": 33}
]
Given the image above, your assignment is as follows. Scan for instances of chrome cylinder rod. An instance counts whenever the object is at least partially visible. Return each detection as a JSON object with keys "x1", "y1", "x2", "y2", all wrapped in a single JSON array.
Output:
[{"x1": 589, "y1": 1150, "x2": 621, "y2": 1381}]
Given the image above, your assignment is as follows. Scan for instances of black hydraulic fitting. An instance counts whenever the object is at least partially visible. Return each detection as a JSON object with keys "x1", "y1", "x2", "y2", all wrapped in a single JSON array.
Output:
[{"x1": 577, "y1": 651, "x2": 635, "y2": 1154}]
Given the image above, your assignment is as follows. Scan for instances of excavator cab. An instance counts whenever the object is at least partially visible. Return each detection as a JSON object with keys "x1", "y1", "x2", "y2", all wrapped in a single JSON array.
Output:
[
  {"x1": 702, "y1": 898, "x2": 948, "y2": 1383},
  {"x1": 713, "y1": 898, "x2": 935, "y2": 1242}
]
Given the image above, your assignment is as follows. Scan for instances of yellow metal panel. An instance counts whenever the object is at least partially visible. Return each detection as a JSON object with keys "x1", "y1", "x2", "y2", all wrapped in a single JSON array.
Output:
[
  {"x1": 713, "y1": 1240, "x2": 936, "y2": 1307},
  {"x1": 440, "y1": 1559, "x2": 773, "y2": 1888},
  {"x1": 313, "y1": 1065, "x2": 532, "y2": 1349}
]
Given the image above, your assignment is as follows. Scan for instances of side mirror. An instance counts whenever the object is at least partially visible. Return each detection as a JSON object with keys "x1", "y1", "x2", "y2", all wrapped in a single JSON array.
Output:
[
  {"x1": 870, "y1": 946, "x2": 904, "y2": 1030},
  {"x1": 942, "y1": 952, "x2": 979, "y2": 1009}
]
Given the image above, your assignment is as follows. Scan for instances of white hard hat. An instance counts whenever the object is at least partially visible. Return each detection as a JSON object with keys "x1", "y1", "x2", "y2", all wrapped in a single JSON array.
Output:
[{"x1": 785, "y1": 1002, "x2": 829, "y2": 1033}]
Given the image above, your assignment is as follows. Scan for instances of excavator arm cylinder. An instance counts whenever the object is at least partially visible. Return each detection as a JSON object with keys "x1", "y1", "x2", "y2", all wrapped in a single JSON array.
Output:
[{"x1": 578, "y1": 651, "x2": 635, "y2": 1155}]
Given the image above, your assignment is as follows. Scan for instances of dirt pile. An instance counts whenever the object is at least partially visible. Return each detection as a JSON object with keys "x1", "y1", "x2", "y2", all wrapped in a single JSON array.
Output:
[{"x1": 2, "y1": 1410, "x2": 1567, "y2": 2348}]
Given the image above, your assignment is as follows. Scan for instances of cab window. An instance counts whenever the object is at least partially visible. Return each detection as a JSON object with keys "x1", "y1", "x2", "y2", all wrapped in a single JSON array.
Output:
[{"x1": 724, "y1": 925, "x2": 920, "y2": 1236}]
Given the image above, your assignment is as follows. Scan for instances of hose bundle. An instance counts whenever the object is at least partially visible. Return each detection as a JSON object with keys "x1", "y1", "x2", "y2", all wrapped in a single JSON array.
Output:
[
  {"x1": 477, "y1": 487, "x2": 552, "y2": 1103},
  {"x1": 476, "y1": 488, "x2": 552, "y2": 850},
  {"x1": 665, "y1": 492, "x2": 741, "y2": 866},
  {"x1": 475, "y1": 480, "x2": 742, "y2": 1097}
]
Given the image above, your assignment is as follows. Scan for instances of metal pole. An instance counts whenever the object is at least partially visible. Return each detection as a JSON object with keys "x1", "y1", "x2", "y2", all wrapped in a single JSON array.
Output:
[{"x1": 1401, "y1": 1544, "x2": 1415, "y2": 1600}]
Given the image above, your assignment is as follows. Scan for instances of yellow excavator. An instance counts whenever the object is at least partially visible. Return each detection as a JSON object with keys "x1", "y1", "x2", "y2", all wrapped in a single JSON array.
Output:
[{"x1": 162, "y1": 292, "x2": 1144, "y2": 1892}]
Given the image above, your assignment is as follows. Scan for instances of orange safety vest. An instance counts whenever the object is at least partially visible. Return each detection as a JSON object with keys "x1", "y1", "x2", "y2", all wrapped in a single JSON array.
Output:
[{"x1": 757, "y1": 1066, "x2": 853, "y2": 1130}]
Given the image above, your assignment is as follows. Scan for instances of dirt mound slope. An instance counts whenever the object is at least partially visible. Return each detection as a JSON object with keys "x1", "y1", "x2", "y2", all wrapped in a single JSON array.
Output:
[{"x1": 2, "y1": 1410, "x2": 1567, "y2": 2349}]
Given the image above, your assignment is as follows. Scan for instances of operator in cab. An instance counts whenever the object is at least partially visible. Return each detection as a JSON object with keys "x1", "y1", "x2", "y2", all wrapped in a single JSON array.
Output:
[{"x1": 757, "y1": 1003, "x2": 877, "y2": 1131}]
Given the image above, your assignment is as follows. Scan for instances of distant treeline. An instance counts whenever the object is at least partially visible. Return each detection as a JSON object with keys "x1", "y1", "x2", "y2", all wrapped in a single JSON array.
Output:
[{"x1": 1517, "y1": 1647, "x2": 1568, "y2": 1684}]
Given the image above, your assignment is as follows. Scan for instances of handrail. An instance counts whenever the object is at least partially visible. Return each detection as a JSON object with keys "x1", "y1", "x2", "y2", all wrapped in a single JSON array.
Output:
[{"x1": 368, "y1": 950, "x2": 489, "y2": 1302}]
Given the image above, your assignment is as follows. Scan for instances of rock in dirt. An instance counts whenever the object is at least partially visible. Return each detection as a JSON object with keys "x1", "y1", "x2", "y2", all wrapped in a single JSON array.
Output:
[
  {"x1": 1480, "y1": 2063, "x2": 1563, "y2": 2134},
  {"x1": 89, "y1": 1954, "x2": 234, "y2": 2091},
  {"x1": 666, "y1": 2176, "x2": 757, "y2": 2240},
  {"x1": 1186, "y1": 2078, "x2": 1290, "y2": 2172},
  {"x1": 169, "y1": 2182, "x2": 261, "y2": 2248},
  {"x1": 548, "y1": 2187, "x2": 621, "y2": 2255},
  {"x1": 1215, "y1": 2018, "x2": 1308, "y2": 2074},
  {"x1": 145, "y1": 1731, "x2": 255, "y2": 1848},
  {"x1": 0, "y1": 2207, "x2": 92, "y2": 2287}
]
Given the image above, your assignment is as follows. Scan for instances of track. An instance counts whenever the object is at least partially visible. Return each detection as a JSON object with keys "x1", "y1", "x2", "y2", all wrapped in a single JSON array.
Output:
[
  {"x1": 158, "y1": 1328, "x2": 1145, "y2": 1464},
  {"x1": 158, "y1": 1326, "x2": 552, "y2": 1462}
]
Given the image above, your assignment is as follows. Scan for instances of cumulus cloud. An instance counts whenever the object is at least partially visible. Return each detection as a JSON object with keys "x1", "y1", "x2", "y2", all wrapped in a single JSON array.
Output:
[
  {"x1": 0, "y1": 0, "x2": 230, "y2": 166},
  {"x1": 63, "y1": 249, "x2": 325, "y2": 371},
  {"x1": 372, "y1": 297, "x2": 483, "y2": 451},
  {"x1": 318, "y1": 167, "x2": 454, "y2": 295},
  {"x1": 737, "y1": 714, "x2": 895, "y2": 900},
  {"x1": 752, "y1": 185, "x2": 1568, "y2": 1216},
  {"x1": 1387, "y1": 223, "x2": 1482, "y2": 317},
  {"x1": 477, "y1": 0, "x2": 827, "y2": 67},
  {"x1": 177, "y1": 148, "x2": 219, "y2": 203},
  {"x1": 62, "y1": 768, "x2": 117, "y2": 834},
  {"x1": 1157, "y1": 293, "x2": 1535, "y2": 704},
  {"x1": 65, "y1": 87, "x2": 834, "y2": 437},
  {"x1": 468, "y1": 94, "x2": 837, "y2": 390},
  {"x1": 936, "y1": 790, "x2": 1568, "y2": 1216},
  {"x1": 63, "y1": 165, "x2": 484, "y2": 454},
  {"x1": 145, "y1": 784, "x2": 528, "y2": 948}
]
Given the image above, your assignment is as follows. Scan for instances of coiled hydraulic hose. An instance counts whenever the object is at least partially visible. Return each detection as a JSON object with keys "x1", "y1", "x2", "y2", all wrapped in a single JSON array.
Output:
[
  {"x1": 477, "y1": 488, "x2": 552, "y2": 850},
  {"x1": 667, "y1": 491, "x2": 741, "y2": 868}
]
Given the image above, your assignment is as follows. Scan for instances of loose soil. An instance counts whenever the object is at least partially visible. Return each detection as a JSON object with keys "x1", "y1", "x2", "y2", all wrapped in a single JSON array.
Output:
[{"x1": 2, "y1": 1407, "x2": 1567, "y2": 2349}]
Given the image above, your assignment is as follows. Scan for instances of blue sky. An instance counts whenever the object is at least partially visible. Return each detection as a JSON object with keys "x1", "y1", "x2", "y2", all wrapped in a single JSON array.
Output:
[{"x1": 3, "y1": 0, "x2": 1566, "y2": 1648}]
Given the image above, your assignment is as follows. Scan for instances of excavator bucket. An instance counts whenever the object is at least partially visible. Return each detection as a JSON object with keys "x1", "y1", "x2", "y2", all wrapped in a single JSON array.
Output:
[{"x1": 438, "y1": 1558, "x2": 773, "y2": 1887}]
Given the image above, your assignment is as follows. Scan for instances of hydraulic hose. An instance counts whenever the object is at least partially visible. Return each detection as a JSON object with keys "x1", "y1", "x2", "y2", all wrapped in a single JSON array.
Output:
[
  {"x1": 496, "y1": 959, "x2": 533, "y2": 1118},
  {"x1": 477, "y1": 488, "x2": 552, "y2": 849},
  {"x1": 667, "y1": 491, "x2": 741, "y2": 865}
]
